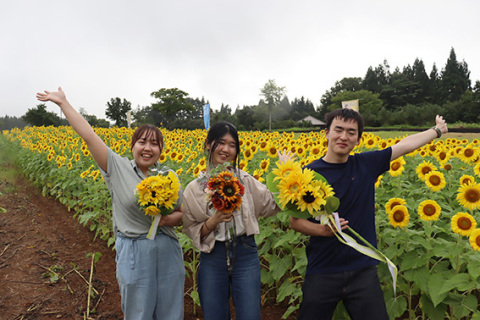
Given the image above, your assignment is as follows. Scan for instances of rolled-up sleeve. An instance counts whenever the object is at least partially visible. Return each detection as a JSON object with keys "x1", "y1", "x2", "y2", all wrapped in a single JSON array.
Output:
[{"x1": 182, "y1": 181, "x2": 216, "y2": 253}]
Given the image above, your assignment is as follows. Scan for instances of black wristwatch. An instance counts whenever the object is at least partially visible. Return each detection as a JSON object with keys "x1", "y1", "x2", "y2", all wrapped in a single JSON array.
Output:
[{"x1": 431, "y1": 126, "x2": 442, "y2": 138}]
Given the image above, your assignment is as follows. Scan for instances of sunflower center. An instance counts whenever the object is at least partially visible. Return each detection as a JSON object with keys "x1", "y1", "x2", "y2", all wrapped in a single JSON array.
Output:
[
  {"x1": 223, "y1": 185, "x2": 236, "y2": 197},
  {"x1": 393, "y1": 210, "x2": 405, "y2": 222},
  {"x1": 391, "y1": 163, "x2": 401, "y2": 171},
  {"x1": 422, "y1": 167, "x2": 432, "y2": 175},
  {"x1": 288, "y1": 183, "x2": 300, "y2": 194},
  {"x1": 391, "y1": 202, "x2": 401, "y2": 209},
  {"x1": 423, "y1": 204, "x2": 436, "y2": 216},
  {"x1": 466, "y1": 189, "x2": 480, "y2": 202},
  {"x1": 439, "y1": 152, "x2": 447, "y2": 160},
  {"x1": 151, "y1": 191, "x2": 156, "y2": 198},
  {"x1": 302, "y1": 191, "x2": 316, "y2": 204},
  {"x1": 429, "y1": 175, "x2": 441, "y2": 186},
  {"x1": 464, "y1": 148, "x2": 474, "y2": 157},
  {"x1": 457, "y1": 217, "x2": 472, "y2": 230},
  {"x1": 476, "y1": 236, "x2": 480, "y2": 247}
]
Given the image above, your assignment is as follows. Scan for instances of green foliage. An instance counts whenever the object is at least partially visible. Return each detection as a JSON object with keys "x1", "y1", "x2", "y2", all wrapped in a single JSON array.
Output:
[
  {"x1": 105, "y1": 97, "x2": 132, "y2": 127},
  {"x1": 22, "y1": 104, "x2": 65, "y2": 127},
  {"x1": 151, "y1": 88, "x2": 195, "y2": 129},
  {"x1": 329, "y1": 90, "x2": 383, "y2": 126}
]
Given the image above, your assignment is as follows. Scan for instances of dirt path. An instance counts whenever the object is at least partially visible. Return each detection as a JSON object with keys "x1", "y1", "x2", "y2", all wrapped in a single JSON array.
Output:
[{"x1": 0, "y1": 166, "x2": 290, "y2": 320}]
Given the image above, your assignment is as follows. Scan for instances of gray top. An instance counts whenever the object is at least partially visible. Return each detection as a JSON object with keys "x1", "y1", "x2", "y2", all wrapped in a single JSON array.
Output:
[{"x1": 100, "y1": 148, "x2": 183, "y2": 239}]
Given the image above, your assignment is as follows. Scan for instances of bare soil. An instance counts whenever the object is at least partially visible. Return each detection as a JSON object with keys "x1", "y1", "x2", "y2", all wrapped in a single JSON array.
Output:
[{"x1": 0, "y1": 166, "x2": 292, "y2": 320}]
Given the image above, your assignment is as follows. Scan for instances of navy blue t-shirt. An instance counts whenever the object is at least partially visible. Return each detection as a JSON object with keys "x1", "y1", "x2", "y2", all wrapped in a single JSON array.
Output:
[{"x1": 303, "y1": 147, "x2": 392, "y2": 274}]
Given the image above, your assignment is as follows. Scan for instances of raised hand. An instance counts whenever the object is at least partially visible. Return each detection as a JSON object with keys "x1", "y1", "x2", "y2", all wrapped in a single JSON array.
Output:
[
  {"x1": 36, "y1": 87, "x2": 67, "y2": 106},
  {"x1": 277, "y1": 149, "x2": 297, "y2": 164}
]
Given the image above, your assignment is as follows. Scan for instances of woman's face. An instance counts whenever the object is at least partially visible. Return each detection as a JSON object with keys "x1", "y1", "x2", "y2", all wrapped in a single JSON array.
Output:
[
  {"x1": 131, "y1": 132, "x2": 162, "y2": 174},
  {"x1": 206, "y1": 133, "x2": 237, "y2": 166}
]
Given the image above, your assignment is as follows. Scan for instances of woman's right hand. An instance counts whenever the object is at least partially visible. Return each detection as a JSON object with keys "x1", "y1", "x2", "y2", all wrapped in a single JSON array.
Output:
[
  {"x1": 36, "y1": 87, "x2": 67, "y2": 106},
  {"x1": 210, "y1": 210, "x2": 234, "y2": 227}
]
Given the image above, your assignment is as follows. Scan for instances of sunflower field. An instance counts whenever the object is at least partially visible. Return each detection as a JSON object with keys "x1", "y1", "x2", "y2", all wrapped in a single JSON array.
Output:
[{"x1": 2, "y1": 126, "x2": 480, "y2": 319}]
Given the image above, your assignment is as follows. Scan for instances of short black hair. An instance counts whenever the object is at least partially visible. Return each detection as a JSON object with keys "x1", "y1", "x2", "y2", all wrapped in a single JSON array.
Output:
[{"x1": 324, "y1": 108, "x2": 364, "y2": 138}]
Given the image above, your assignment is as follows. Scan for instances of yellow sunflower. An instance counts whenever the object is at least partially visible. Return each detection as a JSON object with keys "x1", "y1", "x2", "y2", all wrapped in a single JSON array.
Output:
[
  {"x1": 385, "y1": 198, "x2": 407, "y2": 215},
  {"x1": 474, "y1": 163, "x2": 480, "y2": 177},
  {"x1": 469, "y1": 229, "x2": 480, "y2": 252},
  {"x1": 267, "y1": 144, "x2": 278, "y2": 158},
  {"x1": 260, "y1": 158, "x2": 270, "y2": 172},
  {"x1": 272, "y1": 159, "x2": 303, "y2": 181},
  {"x1": 458, "y1": 144, "x2": 479, "y2": 163},
  {"x1": 277, "y1": 170, "x2": 311, "y2": 208},
  {"x1": 296, "y1": 184, "x2": 326, "y2": 216},
  {"x1": 244, "y1": 148, "x2": 254, "y2": 161},
  {"x1": 456, "y1": 182, "x2": 480, "y2": 210},
  {"x1": 253, "y1": 169, "x2": 265, "y2": 182},
  {"x1": 145, "y1": 205, "x2": 161, "y2": 216},
  {"x1": 451, "y1": 212, "x2": 477, "y2": 237},
  {"x1": 459, "y1": 175, "x2": 476, "y2": 186},
  {"x1": 416, "y1": 161, "x2": 437, "y2": 181},
  {"x1": 389, "y1": 157, "x2": 406, "y2": 177},
  {"x1": 424, "y1": 171, "x2": 446, "y2": 192},
  {"x1": 375, "y1": 175, "x2": 383, "y2": 189},
  {"x1": 442, "y1": 163, "x2": 453, "y2": 171},
  {"x1": 417, "y1": 200, "x2": 441, "y2": 221},
  {"x1": 388, "y1": 205, "x2": 410, "y2": 228}
]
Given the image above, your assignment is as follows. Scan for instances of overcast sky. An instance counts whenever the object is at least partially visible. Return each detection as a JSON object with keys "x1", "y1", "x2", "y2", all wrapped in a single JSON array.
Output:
[{"x1": 1, "y1": 0, "x2": 479, "y2": 119}]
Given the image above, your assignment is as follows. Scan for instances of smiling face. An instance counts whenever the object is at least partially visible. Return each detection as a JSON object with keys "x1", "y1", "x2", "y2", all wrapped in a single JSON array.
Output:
[
  {"x1": 131, "y1": 128, "x2": 163, "y2": 175},
  {"x1": 324, "y1": 117, "x2": 361, "y2": 163},
  {"x1": 206, "y1": 133, "x2": 237, "y2": 166}
]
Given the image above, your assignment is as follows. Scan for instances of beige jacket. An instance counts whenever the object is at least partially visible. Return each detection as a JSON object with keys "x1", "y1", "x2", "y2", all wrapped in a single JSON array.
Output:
[{"x1": 182, "y1": 170, "x2": 280, "y2": 253}]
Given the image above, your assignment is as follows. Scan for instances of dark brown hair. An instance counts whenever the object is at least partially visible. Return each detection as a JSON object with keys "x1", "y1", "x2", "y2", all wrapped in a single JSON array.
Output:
[{"x1": 130, "y1": 124, "x2": 164, "y2": 151}]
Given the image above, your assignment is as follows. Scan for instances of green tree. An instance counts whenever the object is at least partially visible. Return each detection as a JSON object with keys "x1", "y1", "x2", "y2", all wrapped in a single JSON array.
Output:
[
  {"x1": 329, "y1": 90, "x2": 383, "y2": 126},
  {"x1": 260, "y1": 79, "x2": 286, "y2": 131},
  {"x1": 412, "y1": 58, "x2": 430, "y2": 104},
  {"x1": 150, "y1": 88, "x2": 195, "y2": 129},
  {"x1": 362, "y1": 60, "x2": 390, "y2": 94},
  {"x1": 79, "y1": 108, "x2": 110, "y2": 128},
  {"x1": 132, "y1": 106, "x2": 164, "y2": 127},
  {"x1": 319, "y1": 77, "x2": 363, "y2": 119},
  {"x1": 234, "y1": 105, "x2": 255, "y2": 130},
  {"x1": 105, "y1": 97, "x2": 132, "y2": 127},
  {"x1": 439, "y1": 48, "x2": 471, "y2": 103},
  {"x1": 212, "y1": 103, "x2": 234, "y2": 123},
  {"x1": 290, "y1": 97, "x2": 315, "y2": 121},
  {"x1": 380, "y1": 67, "x2": 421, "y2": 109},
  {"x1": 428, "y1": 63, "x2": 440, "y2": 104},
  {"x1": 22, "y1": 104, "x2": 64, "y2": 127},
  {"x1": 0, "y1": 115, "x2": 27, "y2": 130}
]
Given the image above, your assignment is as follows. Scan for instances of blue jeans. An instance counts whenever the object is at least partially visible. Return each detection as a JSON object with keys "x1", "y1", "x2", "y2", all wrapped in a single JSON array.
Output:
[
  {"x1": 298, "y1": 266, "x2": 389, "y2": 320},
  {"x1": 198, "y1": 235, "x2": 261, "y2": 320},
  {"x1": 115, "y1": 231, "x2": 185, "y2": 320}
]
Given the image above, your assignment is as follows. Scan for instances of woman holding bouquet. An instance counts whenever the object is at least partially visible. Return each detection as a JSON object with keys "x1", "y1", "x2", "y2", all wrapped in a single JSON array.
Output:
[
  {"x1": 36, "y1": 87, "x2": 185, "y2": 320},
  {"x1": 182, "y1": 121, "x2": 291, "y2": 320}
]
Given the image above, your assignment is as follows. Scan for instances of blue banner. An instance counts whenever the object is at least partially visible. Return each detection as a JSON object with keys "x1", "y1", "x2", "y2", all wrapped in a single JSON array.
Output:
[{"x1": 203, "y1": 104, "x2": 210, "y2": 130}]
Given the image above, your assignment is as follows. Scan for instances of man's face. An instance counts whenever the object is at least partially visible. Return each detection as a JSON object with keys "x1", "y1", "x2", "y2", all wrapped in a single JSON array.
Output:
[{"x1": 325, "y1": 117, "x2": 361, "y2": 156}]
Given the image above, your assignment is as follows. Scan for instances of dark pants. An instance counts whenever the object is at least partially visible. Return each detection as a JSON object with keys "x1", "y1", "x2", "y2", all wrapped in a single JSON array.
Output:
[{"x1": 298, "y1": 266, "x2": 389, "y2": 320}]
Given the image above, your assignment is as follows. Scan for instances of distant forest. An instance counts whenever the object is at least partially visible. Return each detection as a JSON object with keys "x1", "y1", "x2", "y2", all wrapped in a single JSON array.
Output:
[{"x1": 2, "y1": 48, "x2": 478, "y2": 131}]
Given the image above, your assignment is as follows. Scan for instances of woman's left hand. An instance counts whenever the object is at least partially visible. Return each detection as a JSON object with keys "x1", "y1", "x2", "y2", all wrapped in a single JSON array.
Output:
[{"x1": 277, "y1": 149, "x2": 296, "y2": 164}]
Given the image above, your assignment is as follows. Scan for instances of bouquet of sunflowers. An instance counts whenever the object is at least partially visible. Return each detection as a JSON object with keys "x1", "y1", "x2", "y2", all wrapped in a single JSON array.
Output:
[
  {"x1": 266, "y1": 159, "x2": 339, "y2": 219},
  {"x1": 267, "y1": 159, "x2": 398, "y2": 294},
  {"x1": 135, "y1": 167, "x2": 181, "y2": 239},
  {"x1": 202, "y1": 163, "x2": 245, "y2": 214}
]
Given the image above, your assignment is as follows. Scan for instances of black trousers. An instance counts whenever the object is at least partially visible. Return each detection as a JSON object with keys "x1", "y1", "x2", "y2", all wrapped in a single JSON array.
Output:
[{"x1": 298, "y1": 266, "x2": 389, "y2": 320}]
